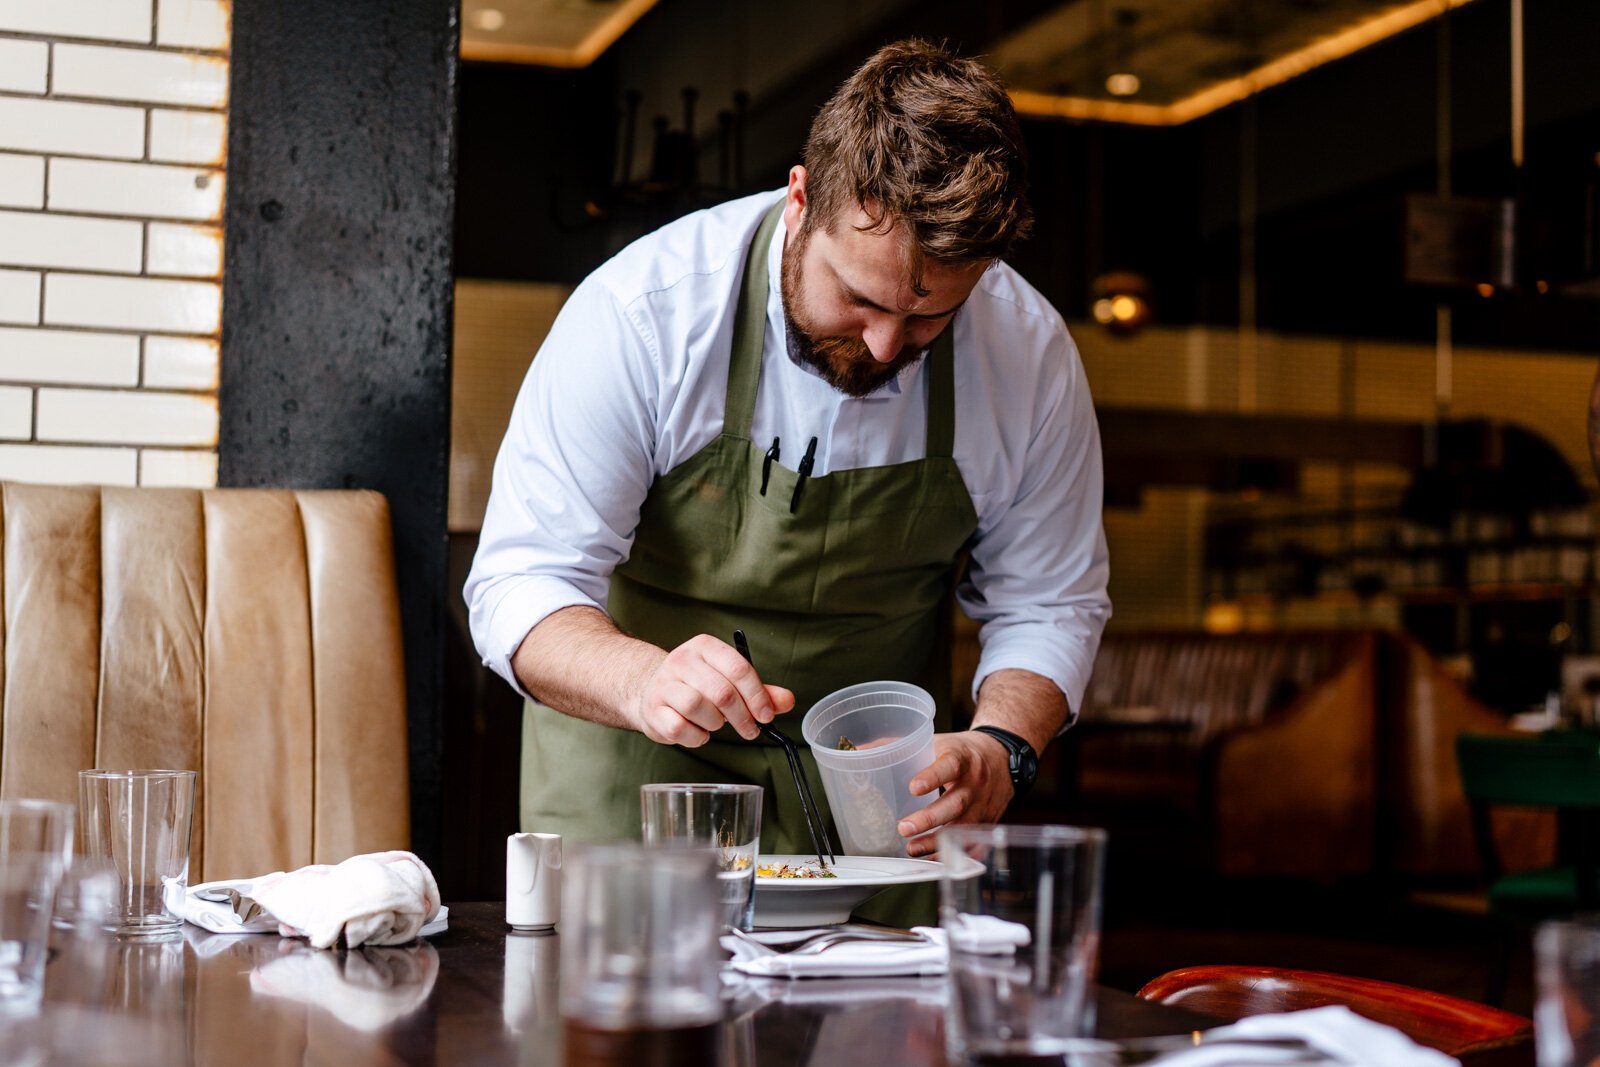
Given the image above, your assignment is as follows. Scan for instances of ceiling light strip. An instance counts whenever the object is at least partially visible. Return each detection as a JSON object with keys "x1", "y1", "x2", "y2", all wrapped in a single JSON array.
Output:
[
  {"x1": 461, "y1": 0, "x2": 659, "y2": 68},
  {"x1": 1012, "y1": 0, "x2": 1479, "y2": 127}
]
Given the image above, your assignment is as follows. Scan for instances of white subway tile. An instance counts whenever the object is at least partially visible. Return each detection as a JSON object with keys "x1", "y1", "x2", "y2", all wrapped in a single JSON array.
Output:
[
  {"x1": 54, "y1": 45, "x2": 228, "y2": 109},
  {"x1": 0, "y1": 97, "x2": 144, "y2": 160},
  {"x1": 0, "y1": 209, "x2": 142, "y2": 272},
  {"x1": 0, "y1": 154, "x2": 44, "y2": 209},
  {"x1": 0, "y1": 443, "x2": 138, "y2": 485},
  {"x1": 0, "y1": 39, "x2": 47, "y2": 93},
  {"x1": 156, "y1": 0, "x2": 228, "y2": 50},
  {"x1": 0, "y1": 327, "x2": 139, "y2": 385},
  {"x1": 49, "y1": 158, "x2": 223, "y2": 221},
  {"x1": 143, "y1": 335, "x2": 216, "y2": 389},
  {"x1": 44, "y1": 273, "x2": 219, "y2": 334},
  {"x1": 38, "y1": 387, "x2": 217, "y2": 446},
  {"x1": 0, "y1": 0, "x2": 152, "y2": 44},
  {"x1": 146, "y1": 221, "x2": 220, "y2": 277},
  {"x1": 0, "y1": 385, "x2": 30, "y2": 439},
  {"x1": 139, "y1": 447, "x2": 216, "y2": 487},
  {"x1": 148, "y1": 109, "x2": 226, "y2": 165},
  {"x1": 0, "y1": 269, "x2": 40, "y2": 324}
]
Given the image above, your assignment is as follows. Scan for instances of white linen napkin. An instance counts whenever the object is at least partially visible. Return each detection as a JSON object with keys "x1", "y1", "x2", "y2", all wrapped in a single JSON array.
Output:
[
  {"x1": 723, "y1": 914, "x2": 1033, "y2": 979},
  {"x1": 725, "y1": 927, "x2": 949, "y2": 978},
  {"x1": 172, "y1": 850, "x2": 447, "y2": 949},
  {"x1": 1149, "y1": 1007, "x2": 1461, "y2": 1067}
]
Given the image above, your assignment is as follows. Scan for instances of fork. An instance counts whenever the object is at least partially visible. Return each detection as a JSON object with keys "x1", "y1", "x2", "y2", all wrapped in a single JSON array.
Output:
[{"x1": 724, "y1": 925, "x2": 927, "y2": 957}]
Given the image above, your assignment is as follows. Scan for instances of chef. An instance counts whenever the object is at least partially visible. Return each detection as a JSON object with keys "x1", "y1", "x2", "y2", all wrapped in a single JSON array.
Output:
[{"x1": 465, "y1": 40, "x2": 1111, "y2": 883}]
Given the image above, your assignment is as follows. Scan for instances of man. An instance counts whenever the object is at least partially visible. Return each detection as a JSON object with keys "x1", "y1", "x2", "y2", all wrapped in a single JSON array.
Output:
[{"x1": 466, "y1": 40, "x2": 1110, "y2": 870}]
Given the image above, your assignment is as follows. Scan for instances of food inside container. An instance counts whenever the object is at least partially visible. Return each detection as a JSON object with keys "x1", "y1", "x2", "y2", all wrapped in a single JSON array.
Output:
[{"x1": 801, "y1": 681, "x2": 937, "y2": 858}]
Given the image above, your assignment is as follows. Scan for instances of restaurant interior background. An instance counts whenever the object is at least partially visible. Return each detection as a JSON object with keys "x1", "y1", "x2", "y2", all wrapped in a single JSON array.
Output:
[
  {"x1": 443, "y1": 0, "x2": 1600, "y2": 1005},
  {"x1": 2, "y1": 0, "x2": 1596, "y2": 1016}
]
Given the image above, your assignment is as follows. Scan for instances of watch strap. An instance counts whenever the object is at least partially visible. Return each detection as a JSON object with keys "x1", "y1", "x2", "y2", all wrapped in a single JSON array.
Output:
[{"x1": 971, "y1": 725, "x2": 1036, "y2": 792}]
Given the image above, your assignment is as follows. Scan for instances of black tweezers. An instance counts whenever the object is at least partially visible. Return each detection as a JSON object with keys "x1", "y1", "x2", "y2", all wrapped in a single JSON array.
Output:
[{"x1": 732, "y1": 629, "x2": 837, "y2": 868}]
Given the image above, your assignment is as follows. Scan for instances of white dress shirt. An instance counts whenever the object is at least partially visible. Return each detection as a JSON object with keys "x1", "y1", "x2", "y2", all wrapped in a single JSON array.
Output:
[{"x1": 465, "y1": 190, "x2": 1111, "y2": 719}]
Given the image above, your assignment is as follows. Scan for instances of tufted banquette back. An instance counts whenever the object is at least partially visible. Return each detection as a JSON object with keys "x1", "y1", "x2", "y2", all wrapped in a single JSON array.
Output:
[{"x1": 0, "y1": 483, "x2": 410, "y2": 882}]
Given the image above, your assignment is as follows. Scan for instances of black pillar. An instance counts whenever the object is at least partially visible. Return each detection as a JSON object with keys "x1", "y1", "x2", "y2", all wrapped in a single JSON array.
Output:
[{"x1": 220, "y1": 0, "x2": 458, "y2": 866}]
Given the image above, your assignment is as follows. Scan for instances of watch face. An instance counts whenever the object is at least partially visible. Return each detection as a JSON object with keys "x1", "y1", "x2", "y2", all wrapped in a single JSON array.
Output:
[{"x1": 1017, "y1": 751, "x2": 1039, "y2": 788}]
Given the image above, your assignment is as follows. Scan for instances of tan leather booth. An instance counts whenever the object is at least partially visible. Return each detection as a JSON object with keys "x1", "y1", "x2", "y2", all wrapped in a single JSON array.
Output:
[
  {"x1": 0, "y1": 484, "x2": 410, "y2": 882},
  {"x1": 952, "y1": 619, "x2": 1519, "y2": 882}
]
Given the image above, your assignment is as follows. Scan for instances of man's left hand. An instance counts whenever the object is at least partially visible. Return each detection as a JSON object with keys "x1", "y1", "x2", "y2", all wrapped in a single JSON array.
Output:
[{"x1": 895, "y1": 731, "x2": 1013, "y2": 858}]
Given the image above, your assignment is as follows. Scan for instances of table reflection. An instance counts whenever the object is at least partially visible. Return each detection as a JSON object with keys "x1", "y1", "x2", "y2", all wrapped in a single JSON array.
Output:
[{"x1": 24, "y1": 904, "x2": 1284, "y2": 1067}]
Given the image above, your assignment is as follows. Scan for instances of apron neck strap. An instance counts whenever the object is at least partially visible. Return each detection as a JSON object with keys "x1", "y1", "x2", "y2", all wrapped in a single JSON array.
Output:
[
  {"x1": 724, "y1": 197, "x2": 958, "y2": 458},
  {"x1": 724, "y1": 200, "x2": 785, "y2": 436}
]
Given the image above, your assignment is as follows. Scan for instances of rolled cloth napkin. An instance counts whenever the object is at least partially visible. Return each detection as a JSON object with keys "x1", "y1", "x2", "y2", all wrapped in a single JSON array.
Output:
[{"x1": 174, "y1": 850, "x2": 445, "y2": 949}]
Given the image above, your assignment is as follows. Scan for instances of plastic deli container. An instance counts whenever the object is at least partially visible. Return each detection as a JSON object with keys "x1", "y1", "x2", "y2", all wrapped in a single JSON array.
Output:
[{"x1": 801, "y1": 681, "x2": 937, "y2": 857}]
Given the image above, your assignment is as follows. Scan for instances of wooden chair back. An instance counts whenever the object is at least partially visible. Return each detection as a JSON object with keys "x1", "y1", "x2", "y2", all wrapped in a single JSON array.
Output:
[{"x1": 1136, "y1": 965, "x2": 1532, "y2": 1055}]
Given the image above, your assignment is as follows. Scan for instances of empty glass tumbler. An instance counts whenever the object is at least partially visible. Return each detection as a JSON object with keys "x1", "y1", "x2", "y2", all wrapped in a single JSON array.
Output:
[
  {"x1": 640, "y1": 782, "x2": 763, "y2": 930},
  {"x1": 939, "y1": 824, "x2": 1108, "y2": 1062},
  {"x1": 0, "y1": 798, "x2": 74, "y2": 1013},
  {"x1": 78, "y1": 770, "x2": 197, "y2": 937}
]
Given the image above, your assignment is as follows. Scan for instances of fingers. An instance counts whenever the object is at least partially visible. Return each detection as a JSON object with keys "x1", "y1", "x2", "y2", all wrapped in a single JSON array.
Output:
[
  {"x1": 897, "y1": 734, "x2": 1015, "y2": 857},
  {"x1": 909, "y1": 750, "x2": 963, "y2": 797},
  {"x1": 637, "y1": 635, "x2": 787, "y2": 746}
]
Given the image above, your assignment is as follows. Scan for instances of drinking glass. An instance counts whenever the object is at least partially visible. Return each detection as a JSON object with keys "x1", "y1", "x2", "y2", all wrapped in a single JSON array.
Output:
[
  {"x1": 559, "y1": 842, "x2": 722, "y2": 1055},
  {"x1": 0, "y1": 798, "x2": 74, "y2": 1014},
  {"x1": 78, "y1": 770, "x2": 197, "y2": 937},
  {"x1": 640, "y1": 783, "x2": 762, "y2": 931},
  {"x1": 1537, "y1": 917, "x2": 1600, "y2": 1066},
  {"x1": 938, "y1": 824, "x2": 1108, "y2": 1063}
]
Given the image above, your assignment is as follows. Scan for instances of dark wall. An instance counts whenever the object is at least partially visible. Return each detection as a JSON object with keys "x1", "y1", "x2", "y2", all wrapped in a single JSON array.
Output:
[
  {"x1": 457, "y1": 0, "x2": 1600, "y2": 354},
  {"x1": 221, "y1": 0, "x2": 458, "y2": 867},
  {"x1": 1014, "y1": 0, "x2": 1600, "y2": 350}
]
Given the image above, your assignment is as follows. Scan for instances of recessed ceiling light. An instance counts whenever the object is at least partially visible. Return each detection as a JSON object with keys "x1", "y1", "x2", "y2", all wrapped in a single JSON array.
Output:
[
  {"x1": 1105, "y1": 73, "x2": 1141, "y2": 97},
  {"x1": 473, "y1": 8, "x2": 506, "y2": 31}
]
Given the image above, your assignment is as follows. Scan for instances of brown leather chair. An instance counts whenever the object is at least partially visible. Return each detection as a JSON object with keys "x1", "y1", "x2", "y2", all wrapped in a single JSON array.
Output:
[
  {"x1": 0, "y1": 483, "x2": 410, "y2": 882},
  {"x1": 1136, "y1": 965, "x2": 1532, "y2": 1055}
]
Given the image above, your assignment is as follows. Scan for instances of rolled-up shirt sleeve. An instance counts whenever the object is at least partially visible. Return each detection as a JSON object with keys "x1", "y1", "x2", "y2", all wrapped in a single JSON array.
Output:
[
  {"x1": 957, "y1": 328, "x2": 1111, "y2": 727},
  {"x1": 464, "y1": 277, "x2": 661, "y2": 697}
]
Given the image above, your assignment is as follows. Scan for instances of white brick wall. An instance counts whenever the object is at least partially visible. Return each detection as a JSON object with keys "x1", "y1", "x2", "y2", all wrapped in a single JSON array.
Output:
[{"x1": 0, "y1": 0, "x2": 226, "y2": 487}]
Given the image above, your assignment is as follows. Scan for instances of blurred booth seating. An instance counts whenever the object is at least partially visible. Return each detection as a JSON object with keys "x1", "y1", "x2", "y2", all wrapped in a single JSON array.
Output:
[
  {"x1": 952, "y1": 620, "x2": 1522, "y2": 880},
  {"x1": 0, "y1": 484, "x2": 410, "y2": 882}
]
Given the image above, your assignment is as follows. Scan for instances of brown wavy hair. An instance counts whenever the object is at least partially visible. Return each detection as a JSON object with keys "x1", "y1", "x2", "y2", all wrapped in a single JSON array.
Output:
[{"x1": 801, "y1": 39, "x2": 1033, "y2": 292}]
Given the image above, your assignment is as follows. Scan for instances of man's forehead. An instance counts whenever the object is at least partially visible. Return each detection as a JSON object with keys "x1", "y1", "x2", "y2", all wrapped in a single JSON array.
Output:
[{"x1": 814, "y1": 219, "x2": 987, "y2": 313}]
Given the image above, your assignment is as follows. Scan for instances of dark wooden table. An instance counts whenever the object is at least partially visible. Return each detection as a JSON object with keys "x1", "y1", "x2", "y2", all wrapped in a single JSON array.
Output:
[{"x1": 25, "y1": 902, "x2": 1532, "y2": 1065}]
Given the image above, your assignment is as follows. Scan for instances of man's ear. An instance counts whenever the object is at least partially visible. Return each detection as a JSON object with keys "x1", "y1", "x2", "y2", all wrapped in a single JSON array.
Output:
[{"x1": 784, "y1": 166, "x2": 808, "y2": 239}]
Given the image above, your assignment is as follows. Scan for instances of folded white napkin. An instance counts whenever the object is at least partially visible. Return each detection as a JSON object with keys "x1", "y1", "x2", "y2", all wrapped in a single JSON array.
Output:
[
  {"x1": 946, "y1": 913, "x2": 1032, "y2": 953},
  {"x1": 173, "y1": 850, "x2": 447, "y2": 949},
  {"x1": 1150, "y1": 1007, "x2": 1461, "y2": 1067},
  {"x1": 725, "y1": 927, "x2": 949, "y2": 978}
]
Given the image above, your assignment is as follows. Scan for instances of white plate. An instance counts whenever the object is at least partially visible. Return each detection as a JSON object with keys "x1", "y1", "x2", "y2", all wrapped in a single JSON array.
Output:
[{"x1": 752, "y1": 854, "x2": 943, "y2": 927}]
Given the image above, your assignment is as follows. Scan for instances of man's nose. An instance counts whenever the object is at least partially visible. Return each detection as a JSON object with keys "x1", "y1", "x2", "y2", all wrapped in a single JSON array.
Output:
[{"x1": 862, "y1": 320, "x2": 905, "y2": 363}]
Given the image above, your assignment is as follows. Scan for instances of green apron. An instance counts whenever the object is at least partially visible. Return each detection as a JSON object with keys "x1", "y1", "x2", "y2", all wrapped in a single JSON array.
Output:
[{"x1": 521, "y1": 202, "x2": 979, "y2": 922}]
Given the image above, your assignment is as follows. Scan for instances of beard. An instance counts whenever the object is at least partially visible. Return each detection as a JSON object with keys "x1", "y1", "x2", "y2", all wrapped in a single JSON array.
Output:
[{"x1": 779, "y1": 224, "x2": 937, "y2": 399}]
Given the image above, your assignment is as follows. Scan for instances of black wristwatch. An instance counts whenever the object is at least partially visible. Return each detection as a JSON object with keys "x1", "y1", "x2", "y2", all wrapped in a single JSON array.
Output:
[{"x1": 971, "y1": 726, "x2": 1039, "y2": 795}]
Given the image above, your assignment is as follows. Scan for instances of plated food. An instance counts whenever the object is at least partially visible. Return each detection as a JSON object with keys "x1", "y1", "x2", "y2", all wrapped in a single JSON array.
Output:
[
  {"x1": 752, "y1": 853, "x2": 944, "y2": 926},
  {"x1": 755, "y1": 860, "x2": 836, "y2": 879}
]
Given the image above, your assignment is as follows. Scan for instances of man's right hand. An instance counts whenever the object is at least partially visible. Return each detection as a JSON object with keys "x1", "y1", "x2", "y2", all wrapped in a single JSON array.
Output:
[{"x1": 630, "y1": 634, "x2": 795, "y2": 747}]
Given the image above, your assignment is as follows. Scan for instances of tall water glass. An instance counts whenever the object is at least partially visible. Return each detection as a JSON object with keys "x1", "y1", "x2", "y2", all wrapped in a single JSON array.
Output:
[
  {"x1": 560, "y1": 843, "x2": 722, "y2": 1060},
  {"x1": 939, "y1": 824, "x2": 1107, "y2": 1063},
  {"x1": 79, "y1": 770, "x2": 196, "y2": 937},
  {"x1": 640, "y1": 783, "x2": 762, "y2": 930},
  {"x1": 1537, "y1": 917, "x2": 1600, "y2": 1066},
  {"x1": 0, "y1": 798, "x2": 74, "y2": 1013}
]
